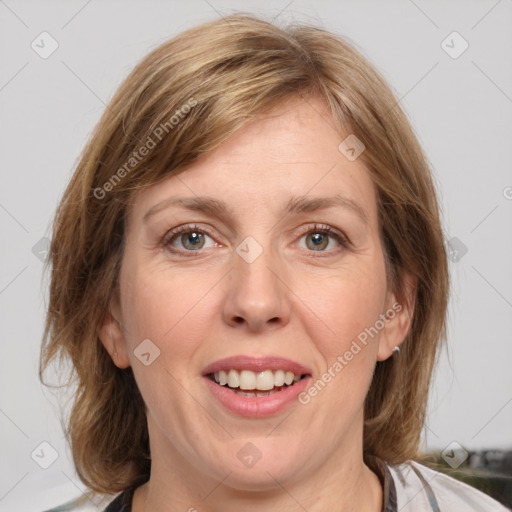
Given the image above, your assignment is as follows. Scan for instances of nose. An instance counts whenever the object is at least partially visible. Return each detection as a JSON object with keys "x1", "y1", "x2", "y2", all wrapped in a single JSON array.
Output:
[{"x1": 221, "y1": 243, "x2": 291, "y2": 332}]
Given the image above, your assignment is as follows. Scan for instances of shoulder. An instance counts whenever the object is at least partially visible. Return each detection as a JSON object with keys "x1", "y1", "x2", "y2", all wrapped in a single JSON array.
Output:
[
  {"x1": 43, "y1": 496, "x2": 106, "y2": 511},
  {"x1": 388, "y1": 459, "x2": 510, "y2": 511},
  {"x1": 42, "y1": 493, "x2": 116, "y2": 512}
]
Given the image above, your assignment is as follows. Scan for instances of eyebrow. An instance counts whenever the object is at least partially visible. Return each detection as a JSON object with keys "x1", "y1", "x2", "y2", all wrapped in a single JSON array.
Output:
[{"x1": 143, "y1": 194, "x2": 368, "y2": 225}]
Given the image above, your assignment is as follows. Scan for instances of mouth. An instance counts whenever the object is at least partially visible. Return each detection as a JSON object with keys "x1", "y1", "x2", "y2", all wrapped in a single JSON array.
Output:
[
  {"x1": 202, "y1": 356, "x2": 312, "y2": 417},
  {"x1": 207, "y1": 369, "x2": 307, "y2": 397}
]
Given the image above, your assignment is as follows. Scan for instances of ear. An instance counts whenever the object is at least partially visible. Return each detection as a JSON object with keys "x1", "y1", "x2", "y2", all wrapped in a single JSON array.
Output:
[
  {"x1": 377, "y1": 271, "x2": 416, "y2": 362},
  {"x1": 97, "y1": 297, "x2": 131, "y2": 369}
]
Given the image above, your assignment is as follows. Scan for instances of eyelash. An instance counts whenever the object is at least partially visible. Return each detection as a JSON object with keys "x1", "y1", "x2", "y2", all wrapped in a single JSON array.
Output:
[{"x1": 161, "y1": 223, "x2": 350, "y2": 258}]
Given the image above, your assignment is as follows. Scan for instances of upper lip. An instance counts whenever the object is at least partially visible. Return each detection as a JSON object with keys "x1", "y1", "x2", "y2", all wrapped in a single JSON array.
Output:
[{"x1": 202, "y1": 356, "x2": 312, "y2": 376}]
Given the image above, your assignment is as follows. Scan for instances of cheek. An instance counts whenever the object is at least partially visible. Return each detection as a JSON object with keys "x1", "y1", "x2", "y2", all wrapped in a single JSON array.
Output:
[
  {"x1": 119, "y1": 266, "x2": 218, "y2": 421},
  {"x1": 296, "y1": 259, "x2": 387, "y2": 361},
  {"x1": 120, "y1": 264, "x2": 219, "y2": 361}
]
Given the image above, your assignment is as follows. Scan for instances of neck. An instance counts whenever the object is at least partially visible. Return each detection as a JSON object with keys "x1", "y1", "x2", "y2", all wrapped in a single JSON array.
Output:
[{"x1": 133, "y1": 420, "x2": 382, "y2": 512}]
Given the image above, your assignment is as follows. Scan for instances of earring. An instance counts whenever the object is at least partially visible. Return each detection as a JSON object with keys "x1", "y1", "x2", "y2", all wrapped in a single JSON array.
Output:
[{"x1": 392, "y1": 346, "x2": 400, "y2": 355}]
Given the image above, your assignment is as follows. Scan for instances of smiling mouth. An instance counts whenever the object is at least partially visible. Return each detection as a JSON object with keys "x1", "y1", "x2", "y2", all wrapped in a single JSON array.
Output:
[{"x1": 208, "y1": 369, "x2": 308, "y2": 397}]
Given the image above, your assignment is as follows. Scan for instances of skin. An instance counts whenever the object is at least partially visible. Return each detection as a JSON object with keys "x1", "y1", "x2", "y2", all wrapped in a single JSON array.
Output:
[{"x1": 99, "y1": 96, "x2": 414, "y2": 512}]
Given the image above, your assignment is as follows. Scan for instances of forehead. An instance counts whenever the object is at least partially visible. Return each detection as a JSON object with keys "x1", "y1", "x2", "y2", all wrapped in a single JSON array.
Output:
[{"x1": 129, "y1": 97, "x2": 378, "y2": 226}]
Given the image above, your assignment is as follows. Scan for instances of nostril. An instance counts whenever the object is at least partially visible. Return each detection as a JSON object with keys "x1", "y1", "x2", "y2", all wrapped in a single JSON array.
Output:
[{"x1": 231, "y1": 316, "x2": 280, "y2": 326}]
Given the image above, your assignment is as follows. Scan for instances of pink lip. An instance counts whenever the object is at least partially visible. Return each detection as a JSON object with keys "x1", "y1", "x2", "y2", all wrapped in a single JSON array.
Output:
[
  {"x1": 202, "y1": 355, "x2": 311, "y2": 376},
  {"x1": 204, "y1": 375, "x2": 311, "y2": 418},
  {"x1": 202, "y1": 356, "x2": 312, "y2": 418}
]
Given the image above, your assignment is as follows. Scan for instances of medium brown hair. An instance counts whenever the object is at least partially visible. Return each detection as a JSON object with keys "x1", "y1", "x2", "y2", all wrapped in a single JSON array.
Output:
[{"x1": 40, "y1": 13, "x2": 449, "y2": 495}]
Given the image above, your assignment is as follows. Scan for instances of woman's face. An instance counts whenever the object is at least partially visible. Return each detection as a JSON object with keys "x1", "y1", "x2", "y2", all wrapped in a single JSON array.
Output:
[{"x1": 104, "y1": 97, "x2": 410, "y2": 491}]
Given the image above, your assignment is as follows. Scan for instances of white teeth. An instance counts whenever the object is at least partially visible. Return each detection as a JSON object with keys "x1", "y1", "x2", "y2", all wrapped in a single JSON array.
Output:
[
  {"x1": 274, "y1": 369, "x2": 285, "y2": 387},
  {"x1": 256, "y1": 370, "x2": 275, "y2": 391},
  {"x1": 212, "y1": 369, "x2": 303, "y2": 390},
  {"x1": 236, "y1": 390, "x2": 272, "y2": 397},
  {"x1": 237, "y1": 390, "x2": 257, "y2": 397},
  {"x1": 227, "y1": 369, "x2": 240, "y2": 388},
  {"x1": 239, "y1": 370, "x2": 256, "y2": 390}
]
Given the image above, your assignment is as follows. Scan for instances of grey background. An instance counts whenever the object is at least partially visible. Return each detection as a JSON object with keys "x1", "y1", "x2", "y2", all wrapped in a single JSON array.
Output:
[{"x1": 1, "y1": 0, "x2": 511, "y2": 510}]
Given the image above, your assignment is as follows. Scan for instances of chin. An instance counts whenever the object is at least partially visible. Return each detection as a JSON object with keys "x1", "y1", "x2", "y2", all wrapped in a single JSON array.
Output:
[
  {"x1": 222, "y1": 463, "x2": 300, "y2": 493},
  {"x1": 206, "y1": 439, "x2": 306, "y2": 492}
]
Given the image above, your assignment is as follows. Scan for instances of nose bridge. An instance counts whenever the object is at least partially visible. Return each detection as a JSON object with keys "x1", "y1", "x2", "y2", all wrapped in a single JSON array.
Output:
[{"x1": 222, "y1": 233, "x2": 290, "y2": 330}]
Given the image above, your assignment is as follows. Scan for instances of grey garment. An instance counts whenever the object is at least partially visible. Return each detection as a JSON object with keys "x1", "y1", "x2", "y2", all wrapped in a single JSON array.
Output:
[
  {"x1": 389, "y1": 460, "x2": 510, "y2": 511},
  {"x1": 43, "y1": 494, "x2": 112, "y2": 512}
]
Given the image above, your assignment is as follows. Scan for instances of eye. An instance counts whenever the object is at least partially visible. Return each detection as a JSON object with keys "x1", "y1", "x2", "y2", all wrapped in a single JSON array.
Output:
[
  {"x1": 297, "y1": 224, "x2": 349, "y2": 254},
  {"x1": 162, "y1": 223, "x2": 349, "y2": 257},
  {"x1": 163, "y1": 224, "x2": 219, "y2": 254}
]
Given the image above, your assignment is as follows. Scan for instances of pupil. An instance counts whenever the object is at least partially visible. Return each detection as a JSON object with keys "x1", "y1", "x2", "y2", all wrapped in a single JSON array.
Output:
[
  {"x1": 307, "y1": 232, "x2": 328, "y2": 251},
  {"x1": 183, "y1": 231, "x2": 203, "y2": 249},
  {"x1": 311, "y1": 233, "x2": 322, "y2": 244}
]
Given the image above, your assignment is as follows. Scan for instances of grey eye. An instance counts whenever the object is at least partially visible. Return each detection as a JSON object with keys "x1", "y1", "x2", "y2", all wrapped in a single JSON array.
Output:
[
  {"x1": 180, "y1": 231, "x2": 206, "y2": 250},
  {"x1": 305, "y1": 232, "x2": 329, "y2": 251}
]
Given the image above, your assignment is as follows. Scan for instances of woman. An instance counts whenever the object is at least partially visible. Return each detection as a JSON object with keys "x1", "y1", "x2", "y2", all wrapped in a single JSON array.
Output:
[{"x1": 41, "y1": 13, "x2": 509, "y2": 512}]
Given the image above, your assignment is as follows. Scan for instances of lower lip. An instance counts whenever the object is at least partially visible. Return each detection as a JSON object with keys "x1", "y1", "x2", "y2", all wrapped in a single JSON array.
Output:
[{"x1": 204, "y1": 376, "x2": 311, "y2": 418}]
